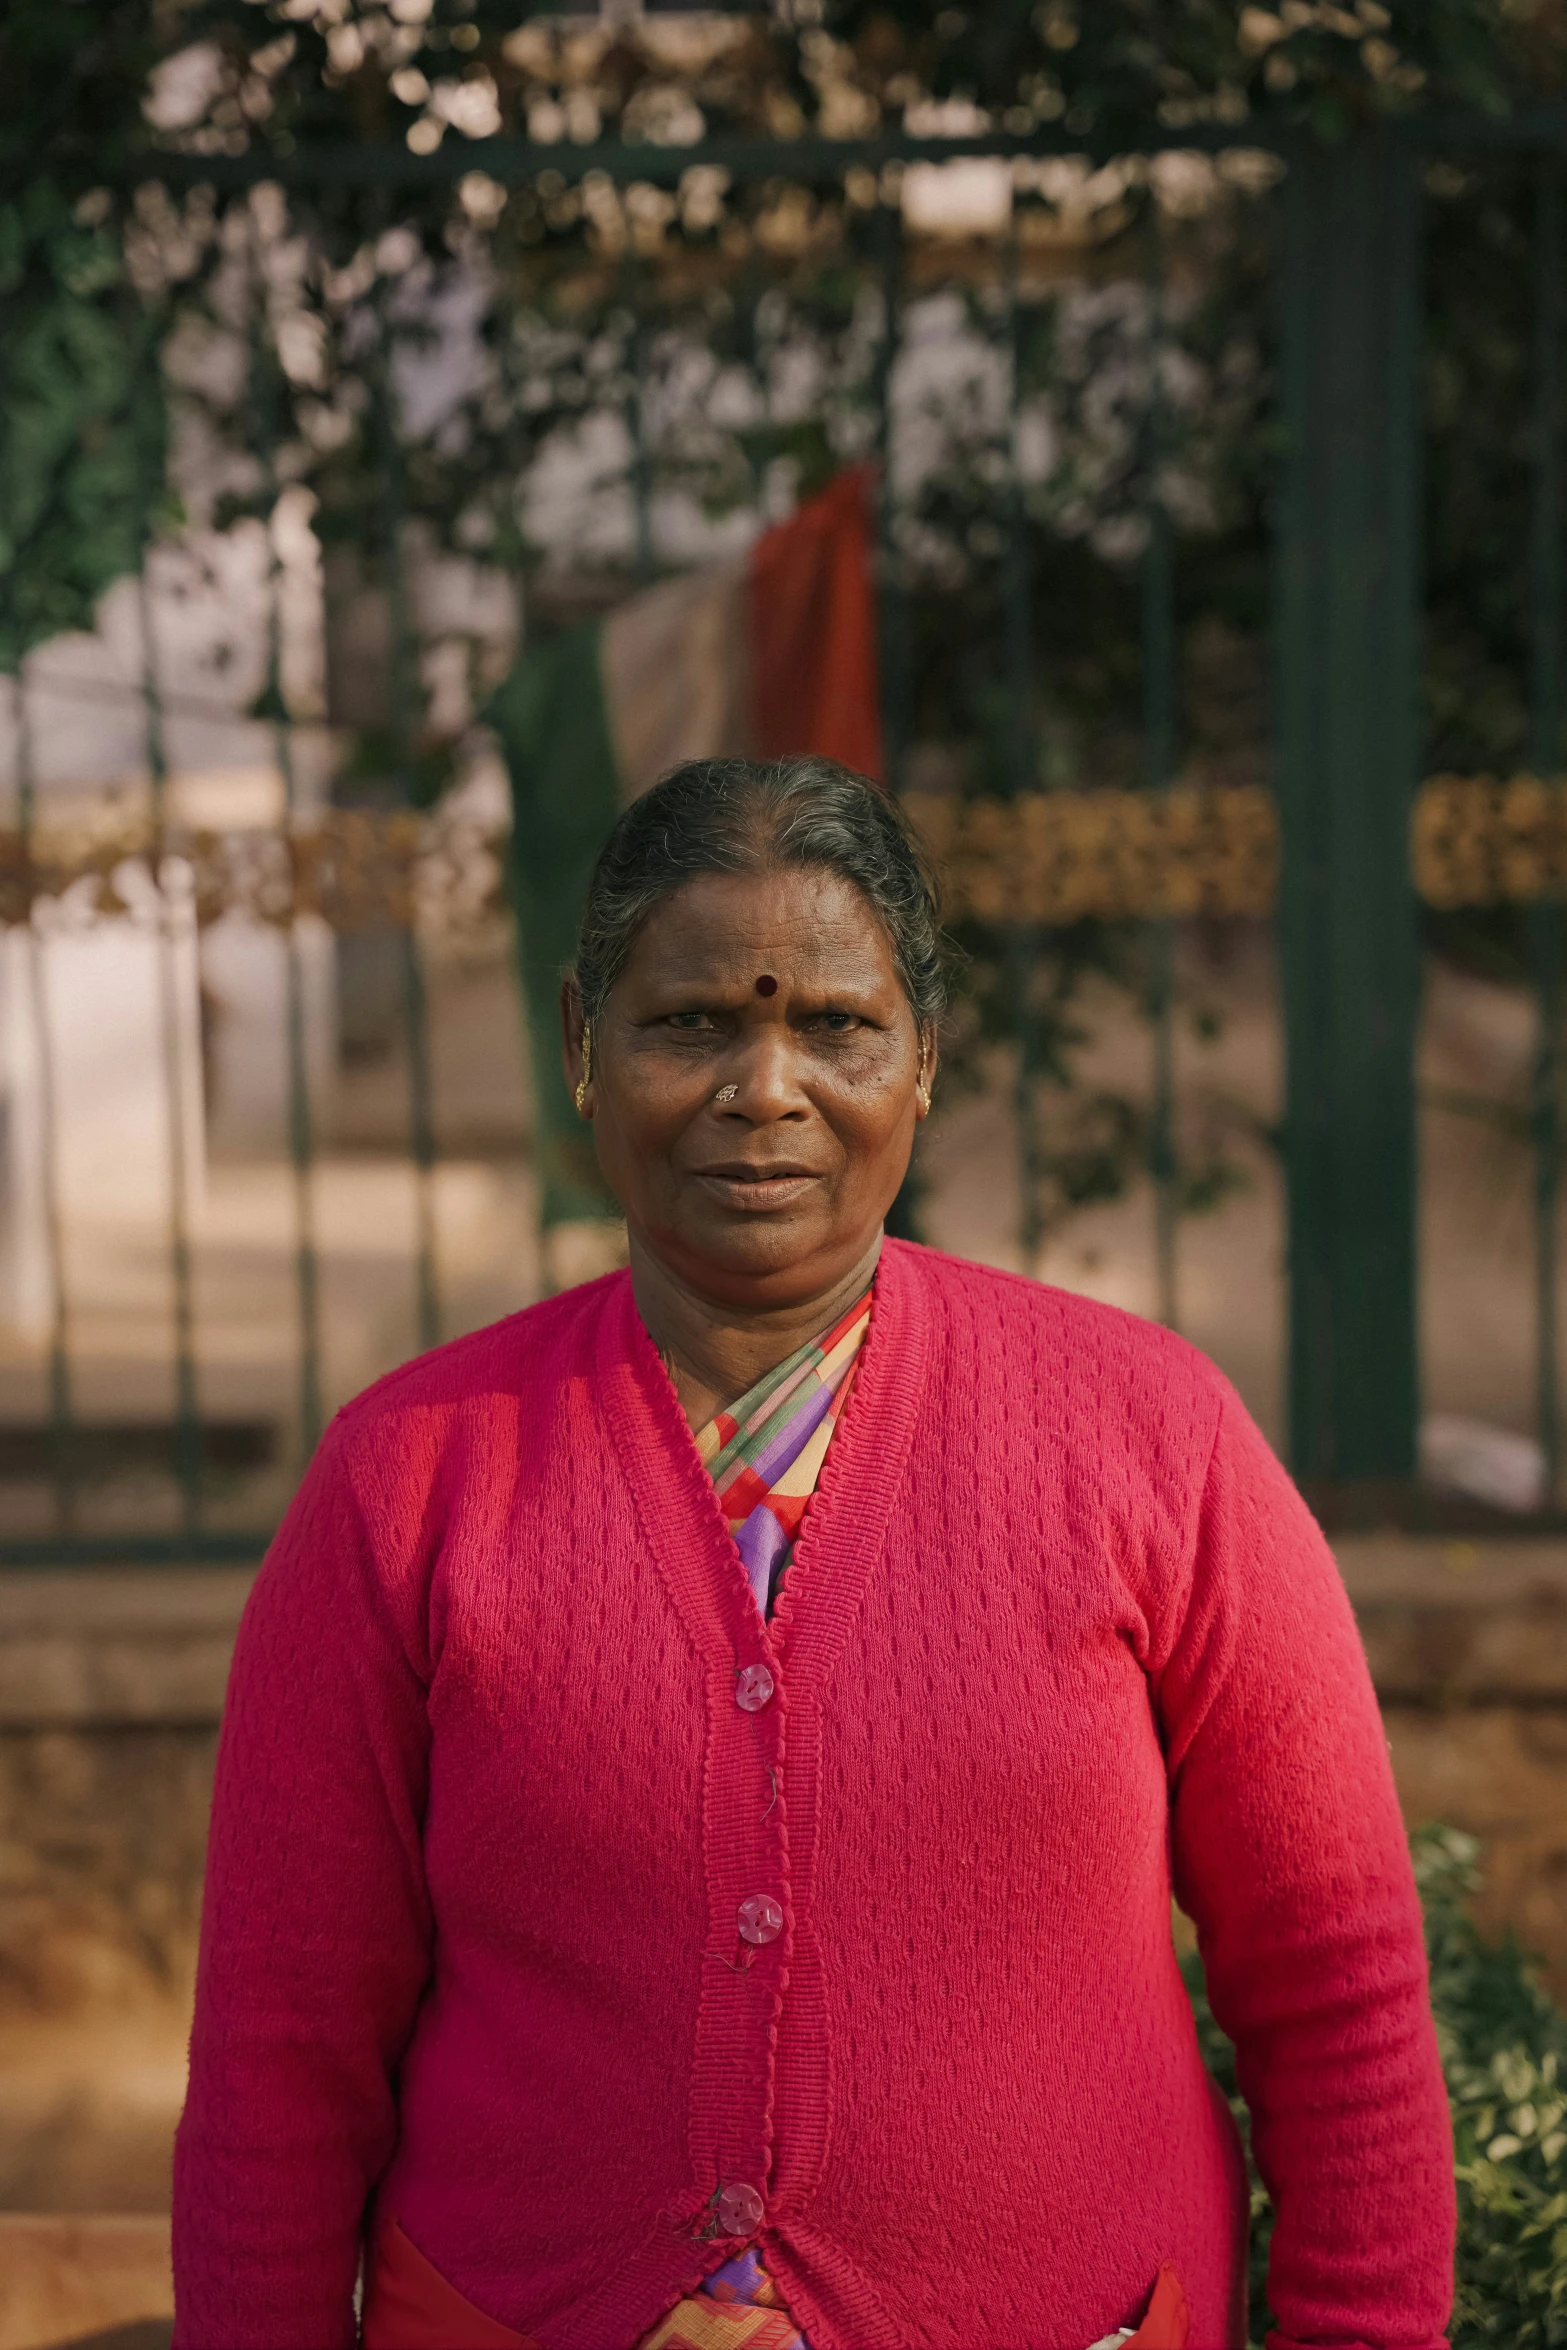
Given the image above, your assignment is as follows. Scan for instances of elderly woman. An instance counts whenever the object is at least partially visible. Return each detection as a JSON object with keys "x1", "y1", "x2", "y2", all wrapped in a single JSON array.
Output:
[{"x1": 173, "y1": 757, "x2": 1454, "y2": 2350}]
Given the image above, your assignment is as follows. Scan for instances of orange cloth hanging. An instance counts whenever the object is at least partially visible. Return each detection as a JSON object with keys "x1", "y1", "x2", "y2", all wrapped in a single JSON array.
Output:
[{"x1": 748, "y1": 465, "x2": 883, "y2": 782}]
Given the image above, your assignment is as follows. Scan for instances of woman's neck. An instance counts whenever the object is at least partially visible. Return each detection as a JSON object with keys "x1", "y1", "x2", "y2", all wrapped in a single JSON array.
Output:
[{"x1": 628, "y1": 1232, "x2": 882, "y2": 1432}]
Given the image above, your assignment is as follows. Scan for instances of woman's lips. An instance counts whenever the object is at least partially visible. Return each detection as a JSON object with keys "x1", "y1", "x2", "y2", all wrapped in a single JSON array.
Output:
[{"x1": 692, "y1": 1169, "x2": 821, "y2": 1210}]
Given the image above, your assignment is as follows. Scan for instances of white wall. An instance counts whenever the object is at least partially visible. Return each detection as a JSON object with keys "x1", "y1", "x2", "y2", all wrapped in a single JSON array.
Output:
[{"x1": 0, "y1": 915, "x2": 204, "y2": 1337}]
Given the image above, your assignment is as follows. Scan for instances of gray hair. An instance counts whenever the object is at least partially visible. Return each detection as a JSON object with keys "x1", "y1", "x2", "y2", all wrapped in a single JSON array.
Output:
[{"x1": 571, "y1": 755, "x2": 953, "y2": 1029}]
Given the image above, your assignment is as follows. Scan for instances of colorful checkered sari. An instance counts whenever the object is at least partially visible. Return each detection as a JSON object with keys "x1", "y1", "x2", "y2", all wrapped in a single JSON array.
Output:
[
  {"x1": 641, "y1": 2248, "x2": 808, "y2": 2350},
  {"x1": 693, "y1": 1287, "x2": 873, "y2": 1620}
]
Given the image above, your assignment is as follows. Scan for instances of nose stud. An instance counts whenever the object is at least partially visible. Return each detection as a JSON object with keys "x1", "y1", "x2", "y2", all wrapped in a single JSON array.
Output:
[{"x1": 714, "y1": 1084, "x2": 739, "y2": 1105}]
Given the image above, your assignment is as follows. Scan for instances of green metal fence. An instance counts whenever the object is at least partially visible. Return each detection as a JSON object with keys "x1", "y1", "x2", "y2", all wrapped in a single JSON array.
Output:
[{"x1": 2, "y1": 113, "x2": 1566, "y2": 1563}]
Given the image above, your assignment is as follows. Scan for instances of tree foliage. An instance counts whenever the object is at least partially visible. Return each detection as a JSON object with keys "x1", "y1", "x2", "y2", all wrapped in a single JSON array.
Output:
[
  {"x1": 1187, "y1": 1824, "x2": 1567, "y2": 2350},
  {"x1": 3, "y1": 0, "x2": 1564, "y2": 1233},
  {"x1": 0, "y1": 0, "x2": 1557, "y2": 679},
  {"x1": 0, "y1": 0, "x2": 175, "y2": 666}
]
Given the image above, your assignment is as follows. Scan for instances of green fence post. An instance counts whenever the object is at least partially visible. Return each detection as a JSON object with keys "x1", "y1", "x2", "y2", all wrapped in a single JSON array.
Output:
[
  {"x1": 1143, "y1": 223, "x2": 1180, "y2": 1334},
  {"x1": 1001, "y1": 222, "x2": 1045, "y2": 1267},
  {"x1": 1529, "y1": 158, "x2": 1564, "y2": 1507},
  {"x1": 1276, "y1": 131, "x2": 1424, "y2": 1488},
  {"x1": 132, "y1": 311, "x2": 204, "y2": 1530}
]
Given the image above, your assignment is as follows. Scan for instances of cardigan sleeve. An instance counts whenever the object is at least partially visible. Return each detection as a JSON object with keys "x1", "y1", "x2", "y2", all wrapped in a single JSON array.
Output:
[
  {"x1": 1157, "y1": 1384, "x2": 1455, "y2": 2350},
  {"x1": 171, "y1": 1414, "x2": 435, "y2": 2350}
]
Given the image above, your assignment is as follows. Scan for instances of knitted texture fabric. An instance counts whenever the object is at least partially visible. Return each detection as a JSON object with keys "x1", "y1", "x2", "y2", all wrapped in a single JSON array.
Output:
[{"x1": 172, "y1": 1240, "x2": 1454, "y2": 2350}]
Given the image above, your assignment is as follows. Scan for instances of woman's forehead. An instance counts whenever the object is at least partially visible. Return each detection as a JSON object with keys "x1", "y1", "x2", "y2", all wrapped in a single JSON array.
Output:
[{"x1": 624, "y1": 868, "x2": 895, "y2": 983}]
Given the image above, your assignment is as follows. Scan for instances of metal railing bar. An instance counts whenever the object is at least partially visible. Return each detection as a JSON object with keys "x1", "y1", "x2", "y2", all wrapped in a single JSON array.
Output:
[
  {"x1": 740, "y1": 263, "x2": 783, "y2": 528},
  {"x1": 142, "y1": 109, "x2": 1567, "y2": 200},
  {"x1": 872, "y1": 201, "x2": 912, "y2": 800},
  {"x1": 12, "y1": 670, "x2": 77, "y2": 1525},
  {"x1": 1389, "y1": 105, "x2": 1567, "y2": 153},
  {"x1": 873, "y1": 204, "x2": 924, "y2": 1246},
  {"x1": 1144, "y1": 570, "x2": 1180, "y2": 1330},
  {"x1": 132, "y1": 324, "x2": 203, "y2": 1531},
  {"x1": 1529, "y1": 156, "x2": 1564, "y2": 1504},
  {"x1": 284, "y1": 874, "x2": 325, "y2": 1449},
  {"x1": 1001, "y1": 226, "x2": 1045, "y2": 1269},
  {"x1": 250, "y1": 258, "x2": 325, "y2": 1458},
  {"x1": 1002, "y1": 233, "x2": 1035, "y2": 809},
  {"x1": 627, "y1": 259, "x2": 656, "y2": 588},
  {"x1": 0, "y1": 1530, "x2": 273, "y2": 1570},
  {"x1": 111, "y1": 111, "x2": 1567, "y2": 232},
  {"x1": 1142, "y1": 238, "x2": 1180, "y2": 1334},
  {"x1": 143, "y1": 123, "x2": 1296, "y2": 200},
  {"x1": 374, "y1": 294, "x2": 441, "y2": 1357},
  {"x1": 402, "y1": 935, "x2": 441, "y2": 1354}
]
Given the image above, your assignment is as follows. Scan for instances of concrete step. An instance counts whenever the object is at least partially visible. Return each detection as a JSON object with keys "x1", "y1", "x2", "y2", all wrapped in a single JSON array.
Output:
[{"x1": 0, "y1": 2215, "x2": 171, "y2": 2350}]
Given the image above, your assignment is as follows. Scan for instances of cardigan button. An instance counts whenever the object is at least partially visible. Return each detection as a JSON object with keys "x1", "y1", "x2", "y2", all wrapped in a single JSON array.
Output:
[
  {"x1": 735, "y1": 1663, "x2": 775, "y2": 1712},
  {"x1": 737, "y1": 1894, "x2": 784, "y2": 1946},
  {"x1": 716, "y1": 2182, "x2": 764, "y2": 2237}
]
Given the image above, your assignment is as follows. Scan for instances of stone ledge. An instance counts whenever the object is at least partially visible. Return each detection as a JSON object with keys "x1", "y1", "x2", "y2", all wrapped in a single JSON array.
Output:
[
  {"x1": 1336, "y1": 1535, "x2": 1567, "y2": 1701},
  {"x1": 0, "y1": 1542, "x2": 1565, "y2": 1730},
  {"x1": 0, "y1": 1573, "x2": 254, "y2": 1729},
  {"x1": 0, "y1": 2214, "x2": 171, "y2": 2350}
]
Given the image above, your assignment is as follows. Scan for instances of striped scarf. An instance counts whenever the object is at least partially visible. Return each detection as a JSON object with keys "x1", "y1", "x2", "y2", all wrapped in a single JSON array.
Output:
[{"x1": 693, "y1": 1287, "x2": 873, "y2": 1619}]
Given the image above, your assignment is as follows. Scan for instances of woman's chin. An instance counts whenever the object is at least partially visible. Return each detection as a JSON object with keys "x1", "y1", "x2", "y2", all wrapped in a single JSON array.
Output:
[{"x1": 654, "y1": 1213, "x2": 858, "y2": 1299}]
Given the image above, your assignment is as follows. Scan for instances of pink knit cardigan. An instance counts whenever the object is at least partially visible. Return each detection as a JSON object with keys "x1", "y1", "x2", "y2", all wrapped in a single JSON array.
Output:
[{"x1": 173, "y1": 1241, "x2": 1454, "y2": 2350}]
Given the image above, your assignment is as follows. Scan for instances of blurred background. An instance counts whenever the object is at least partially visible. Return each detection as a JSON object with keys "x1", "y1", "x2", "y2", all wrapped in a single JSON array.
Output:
[{"x1": 5, "y1": 0, "x2": 1567, "y2": 2341}]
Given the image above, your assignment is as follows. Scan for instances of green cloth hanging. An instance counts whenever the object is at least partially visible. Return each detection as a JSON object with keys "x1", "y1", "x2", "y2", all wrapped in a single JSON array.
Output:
[{"x1": 489, "y1": 623, "x2": 621, "y2": 1230}]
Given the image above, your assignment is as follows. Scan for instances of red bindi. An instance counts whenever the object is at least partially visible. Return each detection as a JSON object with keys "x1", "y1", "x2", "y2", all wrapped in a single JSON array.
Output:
[{"x1": 754, "y1": 974, "x2": 778, "y2": 997}]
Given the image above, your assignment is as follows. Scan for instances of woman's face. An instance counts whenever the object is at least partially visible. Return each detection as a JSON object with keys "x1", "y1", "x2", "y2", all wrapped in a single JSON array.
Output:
[{"x1": 567, "y1": 866, "x2": 933, "y2": 1310}]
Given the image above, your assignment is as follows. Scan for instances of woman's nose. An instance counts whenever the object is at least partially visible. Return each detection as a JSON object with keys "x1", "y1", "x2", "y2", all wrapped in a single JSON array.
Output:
[{"x1": 715, "y1": 1030, "x2": 809, "y2": 1119}]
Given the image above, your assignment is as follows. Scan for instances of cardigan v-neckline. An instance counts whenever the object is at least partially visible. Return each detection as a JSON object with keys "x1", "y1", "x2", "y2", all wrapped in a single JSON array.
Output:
[{"x1": 595, "y1": 1241, "x2": 930, "y2": 1689}]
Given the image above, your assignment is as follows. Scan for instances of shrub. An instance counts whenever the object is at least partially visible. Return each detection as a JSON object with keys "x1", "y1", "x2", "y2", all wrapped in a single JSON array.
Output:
[{"x1": 1183, "y1": 1824, "x2": 1567, "y2": 2349}]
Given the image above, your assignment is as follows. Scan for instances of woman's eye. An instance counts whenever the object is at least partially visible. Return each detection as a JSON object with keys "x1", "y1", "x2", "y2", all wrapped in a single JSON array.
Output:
[
  {"x1": 817, "y1": 1012, "x2": 860, "y2": 1032},
  {"x1": 667, "y1": 1011, "x2": 714, "y2": 1031}
]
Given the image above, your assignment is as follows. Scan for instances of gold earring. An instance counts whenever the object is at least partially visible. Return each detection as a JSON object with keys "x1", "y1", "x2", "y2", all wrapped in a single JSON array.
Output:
[
  {"x1": 916, "y1": 1068, "x2": 932, "y2": 1114},
  {"x1": 574, "y1": 1025, "x2": 593, "y2": 1116}
]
